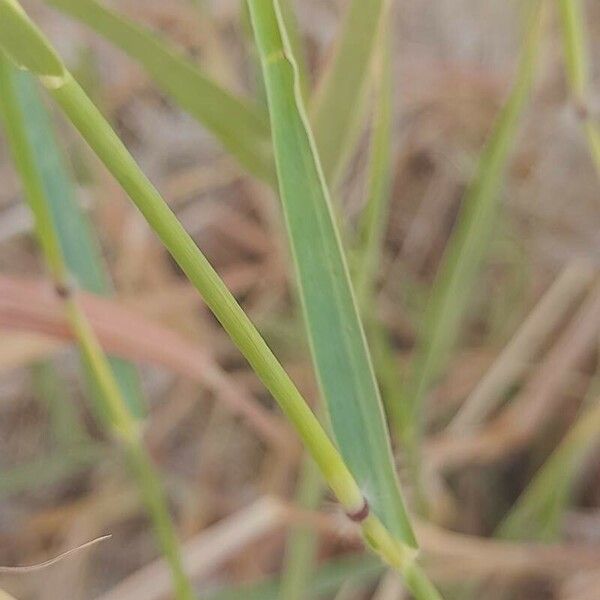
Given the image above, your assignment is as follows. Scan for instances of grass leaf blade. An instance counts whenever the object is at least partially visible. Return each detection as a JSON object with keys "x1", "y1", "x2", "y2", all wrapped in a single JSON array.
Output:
[
  {"x1": 45, "y1": 0, "x2": 275, "y2": 183},
  {"x1": 310, "y1": 0, "x2": 386, "y2": 184},
  {"x1": 9, "y1": 68, "x2": 145, "y2": 417},
  {"x1": 498, "y1": 393, "x2": 600, "y2": 541},
  {"x1": 402, "y1": 2, "x2": 545, "y2": 447},
  {"x1": 247, "y1": 0, "x2": 416, "y2": 547},
  {"x1": 556, "y1": 0, "x2": 600, "y2": 178}
]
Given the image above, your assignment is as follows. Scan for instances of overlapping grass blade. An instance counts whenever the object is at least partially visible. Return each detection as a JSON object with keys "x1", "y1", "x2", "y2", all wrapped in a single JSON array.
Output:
[
  {"x1": 277, "y1": 0, "x2": 310, "y2": 103},
  {"x1": 400, "y1": 2, "x2": 545, "y2": 449},
  {"x1": 556, "y1": 0, "x2": 600, "y2": 178},
  {"x1": 353, "y1": 17, "x2": 393, "y2": 310},
  {"x1": 10, "y1": 69, "x2": 145, "y2": 416},
  {"x1": 0, "y1": 51, "x2": 193, "y2": 600},
  {"x1": 45, "y1": 0, "x2": 275, "y2": 183},
  {"x1": 280, "y1": 26, "x2": 393, "y2": 594},
  {"x1": 0, "y1": 0, "x2": 367, "y2": 525},
  {"x1": 498, "y1": 392, "x2": 600, "y2": 541},
  {"x1": 247, "y1": 0, "x2": 415, "y2": 549},
  {"x1": 310, "y1": 0, "x2": 386, "y2": 184},
  {"x1": 349, "y1": 12, "x2": 408, "y2": 438}
]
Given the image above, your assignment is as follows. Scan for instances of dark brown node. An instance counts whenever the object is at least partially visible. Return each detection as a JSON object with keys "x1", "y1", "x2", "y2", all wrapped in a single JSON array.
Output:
[
  {"x1": 54, "y1": 282, "x2": 72, "y2": 299},
  {"x1": 346, "y1": 499, "x2": 370, "y2": 523}
]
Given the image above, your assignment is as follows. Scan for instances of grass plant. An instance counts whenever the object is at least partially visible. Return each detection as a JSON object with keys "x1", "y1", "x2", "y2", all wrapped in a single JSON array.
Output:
[
  {"x1": 3, "y1": 1, "x2": 598, "y2": 599},
  {"x1": 400, "y1": 1, "x2": 545, "y2": 497},
  {"x1": 0, "y1": 47, "x2": 194, "y2": 600}
]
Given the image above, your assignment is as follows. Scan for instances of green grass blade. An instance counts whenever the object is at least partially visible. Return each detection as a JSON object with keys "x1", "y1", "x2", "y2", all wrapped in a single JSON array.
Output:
[
  {"x1": 497, "y1": 393, "x2": 600, "y2": 542},
  {"x1": 556, "y1": 0, "x2": 600, "y2": 178},
  {"x1": 0, "y1": 0, "x2": 63, "y2": 77},
  {"x1": 45, "y1": 0, "x2": 275, "y2": 183},
  {"x1": 557, "y1": 0, "x2": 587, "y2": 99},
  {"x1": 247, "y1": 0, "x2": 415, "y2": 548},
  {"x1": 401, "y1": 2, "x2": 545, "y2": 446},
  {"x1": 0, "y1": 50, "x2": 194, "y2": 598},
  {"x1": 310, "y1": 0, "x2": 386, "y2": 185},
  {"x1": 209, "y1": 554, "x2": 383, "y2": 600},
  {"x1": 354, "y1": 18, "x2": 393, "y2": 311},
  {"x1": 10, "y1": 69, "x2": 145, "y2": 417},
  {"x1": 1, "y1": 4, "x2": 367, "y2": 520},
  {"x1": 277, "y1": 0, "x2": 310, "y2": 103}
]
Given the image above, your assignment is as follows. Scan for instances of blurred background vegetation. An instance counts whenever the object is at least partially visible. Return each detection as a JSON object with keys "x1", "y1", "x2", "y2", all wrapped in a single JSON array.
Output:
[{"x1": 1, "y1": 1, "x2": 600, "y2": 599}]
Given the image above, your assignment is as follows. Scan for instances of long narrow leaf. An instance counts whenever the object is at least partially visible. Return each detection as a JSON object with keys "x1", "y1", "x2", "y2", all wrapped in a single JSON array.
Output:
[
  {"x1": 0, "y1": 52, "x2": 193, "y2": 597},
  {"x1": 498, "y1": 393, "x2": 600, "y2": 541},
  {"x1": 45, "y1": 0, "x2": 275, "y2": 183},
  {"x1": 401, "y1": 3, "x2": 545, "y2": 446},
  {"x1": 310, "y1": 0, "x2": 386, "y2": 185},
  {"x1": 9, "y1": 69, "x2": 145, "y2": 416},
  {"x1": 354, "y1": 15, "x2": 393, "y2": 310},
  {"x1": 247, "y1": 0, "x2": 415, "y2": 548}
]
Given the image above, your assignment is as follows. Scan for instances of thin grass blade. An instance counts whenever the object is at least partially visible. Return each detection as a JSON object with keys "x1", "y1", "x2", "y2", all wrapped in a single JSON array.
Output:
[
  {"x1": 45, "y1": 0, "x2": 275, "y2": 183},
  {"x1": 354, "y1": 14, "x2": 393, "y2": 310},
  {"x1": 8, "y1": 69, "x2": 145, "y2": 416},
  {"x1": 401, "y1": 2, "x2": 545, "y2": 447},
  {"x1": 556, "y1": 0, "x2": 600, "y2": 178},
  {"x1": 498, "y1": 392, "x2": 600, "y2": 541},
  {"x1": 247, "y1": 0, "x2": 415, "y2": 548},
  {"x1": 0, "y1": 48, "x2": 193, "y2": 598},
  {"x1": 277, "y1": 0, "x2": 310, "y2": 103},
  {"x1": 310, "y1": 0, "x2": 386, "y2": 185}
]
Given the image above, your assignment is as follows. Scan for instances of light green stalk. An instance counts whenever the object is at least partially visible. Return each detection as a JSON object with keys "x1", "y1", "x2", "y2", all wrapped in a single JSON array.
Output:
[
  {"x1": 556, "y1": 0, "x2": 600, "y2": 178},
  {"x1": 247, "y1": 0, "x2": 414, "y2": 548},
  {"x1": 247, "y1": 1, "x2": 441, "y2": 598},
  {"x1": 0, "y1": 0, "x2": 364, "y2": 519},
  {"x1": 44, "y1": 68, "x2": 367, "y2": 516},
  {"x1": 0, "y1": 48, "x2": 194, "y2": 600}
]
